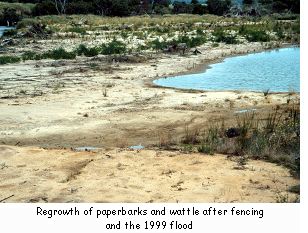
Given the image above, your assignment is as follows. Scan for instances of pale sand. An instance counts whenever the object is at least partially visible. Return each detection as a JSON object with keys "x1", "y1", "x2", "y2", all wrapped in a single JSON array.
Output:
[
  {"x1": 0, "y1": 42, "x2": 300, "y2": 203},
  {"x1": 0, "y1": 145, "x2": 299, "y2": 203}
]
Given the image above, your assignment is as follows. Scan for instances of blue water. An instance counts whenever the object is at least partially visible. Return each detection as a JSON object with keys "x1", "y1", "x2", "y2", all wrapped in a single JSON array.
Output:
[
  {"x1": 154, "y1": 47, "x2": 300, "y2": 93},
  {"x1": 0, "y1": 26, "x2": 15, "y2": 37},
  {"x1": 129, "y1": 145, "x2": 145, "y2": 150}
]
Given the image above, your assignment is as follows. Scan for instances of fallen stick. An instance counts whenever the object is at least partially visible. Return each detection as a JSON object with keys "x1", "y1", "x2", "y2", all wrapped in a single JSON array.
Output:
[{"x1": 0, "y1": 194, "x2": 14, "y2": 203}]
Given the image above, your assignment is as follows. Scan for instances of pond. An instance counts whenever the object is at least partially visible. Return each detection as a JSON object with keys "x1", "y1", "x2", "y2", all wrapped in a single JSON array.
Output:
[
  {"x1": 154, "y1": 47, "x2": 300, "y2": 93},
  {"x1": 0, "y1": 26, "x2": 15, "y2": 37}
]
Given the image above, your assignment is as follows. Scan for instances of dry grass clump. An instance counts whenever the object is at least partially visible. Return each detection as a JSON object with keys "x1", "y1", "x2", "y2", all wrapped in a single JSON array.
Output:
[
  {"x1": 182, "y1": 124, "x2": 201, "y2": 145},
  {"x1": 175, "y1": 104, "x2": 300, "y2": 177},
  {"x1": 157, "y1": 130, "x2": 176, "y2": 148}
]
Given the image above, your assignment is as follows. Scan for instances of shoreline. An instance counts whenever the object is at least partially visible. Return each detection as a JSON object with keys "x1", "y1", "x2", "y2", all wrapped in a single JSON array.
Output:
[{"x1": 147, "y1": 43, "x2": 299, "y2": 95}]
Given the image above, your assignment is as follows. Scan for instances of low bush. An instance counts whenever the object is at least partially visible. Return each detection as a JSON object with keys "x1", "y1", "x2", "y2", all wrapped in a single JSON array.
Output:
[
  {"x1": 42, "y1": 48, "x2": 76, "y2": 60},
  {"x1": 191, "y1": 36, "x2": 207, "y2": 47},
  {"x1": 21, "y1": 48, "x2": 76, "y2": 61},
  {"x1": 76, "y1": 44, "x2": 99, "y2": 57},
  {"x1": 22, "y1": 51, "x2": 39, "y2": 61},
  {"x1": 2, "y1": 29, "x2": 17, "y2": 37},
  {"x1": 16, "y1": 18, "x2": 39, "y2": 29},
  {"x1": 245, "y1": 30, "x2": 271, "y2": 42},
  {"x1": 212, "y1": 29, "x2": 238, "y2": 44},
  {"x1": 239, "y1": 26, "x2": 271, "y2": 42},
  {"x1": 148, "y1": 39, "x2": 167, "y2": 51},
  {"x1": 66, "y1": 27, "x2": 87, "y2": 34},
  {"x1": 101, "y1": 40, "x2": 127, "y2": 55},
  {"x1": 172, "y1": 35, "x2": 207, "y2": 48},
  {"x1": 0, "y1": 56, "x2": 20, "y2": 65}
]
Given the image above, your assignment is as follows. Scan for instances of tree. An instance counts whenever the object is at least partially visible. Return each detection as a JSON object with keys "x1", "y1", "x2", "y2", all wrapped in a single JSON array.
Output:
[
  {"x1": 172, "y1": 2, "x2": 193, "y2": 14},
  {"x1": 110, "y1": 0, "x2": 130, "y2": 16},
  {"x1": 0, "y1": 8, "x2": 21, "y2": 26},
  {"x1": 272, "y1": 0, "x2": 300, "y2": 13},
  {"x1": 207, "y1": 0, "x2": 232, "y2": 15},
  {"x1": 66, "y1": 1, "x2": 95, "y2": 15},
  {"x1": 192, "y1": 3, "x2": 208, "y2": 14},
  {"x1": 128, "y1": 0, "x2": 142, "y2": 14},
  {"x1": 94, "y1": 0, "x2": 113, "y2": 16},
  {"x1": 258, "y1": 0, "x2": 300, "y2": 13},
  {"x1": 33, "y1": 1, "x2": 58, "y2": 16},
  {"x1": 153, "y1": 0, "x2": 171, "y2": 14},
  {"x1": 54, "y1": 0, "x2": 69, "y2": 14},
  {"x1": 140, "y1": 0, "x2": 152, "y2": 13},
  {"x1": 243, "y1": 0, "x2": 254, "y2": 5},
  {"x1": 154, "y1": 0, "x2": 170, "y2": 7}
]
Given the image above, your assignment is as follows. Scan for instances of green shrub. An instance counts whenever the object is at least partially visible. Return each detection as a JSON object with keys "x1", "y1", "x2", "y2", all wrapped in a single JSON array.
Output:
[
  {"x1": 66, "y1": 27, "x2": 87, "y2": 34},
  {"x1": 239, "y1": 26, "x2": 271, "y2": 42},
  {"x1": 83, "y1": 47, "x2": 99, "y2": 57},
  {"x1": 212, "y1": 29, "x2": 238, "y2": 44},
  {"x1": 76, "y1": 44, "x2": 99, "y2": 57},
  {"x1": 2, "y1": 29, "x2": 17, "y2": 37},
  {"x1": 136, "y1": 44, "x2": 150, "y2": 52},
  {"x1": 0, "y1": 56, "x2": 21, "y2": 65},
  {"x1": 273, "y1": 22, "x2": 286, "y2": 40},
  {"x1": 76, "y1": 44, "x2": 88, "y2": 55},
  {"x1": 291, "y1": 21, "x2": 300, "y2": 34},
  {"x1": 246, "y1": 30, "x2": 270, "y2": 42},
  {"x1": 16, "y1": 18, "x2": 39, "y2": 29},
  {"x1": 148, "y1": 39, "x2": 167, "y2": 51},
  {"x1": 22, "y1": 51, "x2": 38, "y2": 61},
  {"x1": 189, "y1": 36, "x2": 207, "y2": 47},
  {"x1": 42, "y1": 48, "x2": 76, "y2": 60},
  {"x1": 196, "y1": 28, "x2": 205, "y2": 35},
  {"x1": 177, "y1": 35, "x2": 207, "y2": 47},
  {"x1": 276, "y1": 29, "x2": 285, "y2": 40},
  {"x1": 168, "y1": 35, "x2": 207, "y2": 49},
  {"x1": 101, "y1": 40, "x2": 127, "y2": 55},
  {"x1": 15, "y1": 48, "x2": 77, "y2": 62}
]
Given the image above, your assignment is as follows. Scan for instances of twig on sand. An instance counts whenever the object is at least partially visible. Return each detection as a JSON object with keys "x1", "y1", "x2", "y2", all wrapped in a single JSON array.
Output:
[{"x1": 0, "y1": 194, "x2": 14, "y2": 203}]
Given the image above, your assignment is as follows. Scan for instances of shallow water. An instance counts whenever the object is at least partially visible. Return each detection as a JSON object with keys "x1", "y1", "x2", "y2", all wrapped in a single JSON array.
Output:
[
  {"x1": 154, "y1": 47, "x2": 300, "y2": 93},
  {"x1": 0, "y1": 26, "x2": 15, "y2": 37},
  {"x1": 129, "y1": 145, "x2": 145, "y2": 150}
]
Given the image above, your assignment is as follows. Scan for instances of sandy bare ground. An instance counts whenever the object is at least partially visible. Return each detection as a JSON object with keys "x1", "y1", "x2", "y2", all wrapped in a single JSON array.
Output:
[
  {"x1": 0, "y1": 145, "x2": 299, "y2": 203},
  {"x1": 0, "y1": 42, "x2": 300, "y2": 203},
  {"x1": 0, "y1": 42, "x2": 297, "y2": 148}
]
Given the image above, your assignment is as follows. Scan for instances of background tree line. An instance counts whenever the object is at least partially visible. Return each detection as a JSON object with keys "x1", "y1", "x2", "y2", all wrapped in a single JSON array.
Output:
[{"x1": 0, "y1": 0, "x2": 300, "y2": 26}]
